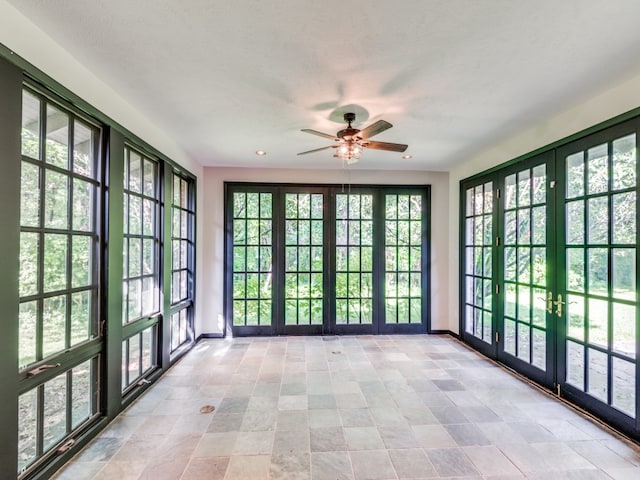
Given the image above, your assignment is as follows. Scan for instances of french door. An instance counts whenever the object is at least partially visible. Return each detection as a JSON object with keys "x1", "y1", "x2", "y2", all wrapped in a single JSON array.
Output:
[
  {"x1": 498, "y1": 153, "x2": 556, "y2": 387},
  {"x1": 225, "y1": 184, "x2": 430, "y2": 336},
  {"x1": 557, "y1": 124, "x2": 638, "y2": 433},
  {"x1": 461, "y1": 119, "x2": 640, "y2": 440}
]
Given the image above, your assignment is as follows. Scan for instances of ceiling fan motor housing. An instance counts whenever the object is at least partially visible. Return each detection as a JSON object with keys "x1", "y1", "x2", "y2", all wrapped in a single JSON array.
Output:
[{"x1": 337, "y1": 113, "x2": 360, "y2": 139}]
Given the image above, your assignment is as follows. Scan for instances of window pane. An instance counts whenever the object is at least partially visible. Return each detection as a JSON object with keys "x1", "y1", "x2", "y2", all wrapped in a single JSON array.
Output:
[
  {"x1": 73, "y1": 121, "x2": 94, "y2": 177},
  {"x1": 587, "y1": 144, "x2": 608, "y2": 195},
  {"x1": 22, "y1": 91, "x2": 41, "y2": 159},
  {"x1": 19, "y1": 301, "x2": 37, "y2": 368},
  {"x1": 566, "y1": 152, "x2": 584, "y2": 198},
  {"x1": 587, "y1": 348, "x2": 608, "y2": 402},
  {"x1": 612, "y1": 358, "x2": 635, "y2": 417},
  {"x1": 142, "y1": 327, "x2": 153, "y2": 371},
  {"x1": 129, "y1": 151, "x2": 142, "y2": 193},
  {"x1": 612, "y1": 249, "x2": 635, "y2": 301},
  {"x1": 43, "y1": 295, "x2": 66, "y2": 357},
  {"x1": 587, "y1": 197, "x2": 608, "y2": 244},
  {"x1": 44, "y1": 170, "x2": 68, "y2": 229},
  {"x1": 566, "y1": 341, "x2": 585, "y2": 389},
  {"x1": 612, "y1": 134, "x2": 636, "y2": 190},
  {"x1": 566, "y1": 200, "x2": 584, "y2": 245},
  {"x1": 43, "y1": 373, "x2": 67, "y2": 451},
  {"x1": 45, "y1": 106, "x2": 69, "y2": 169},
  {"x1": 72, "y1": 179, "x2": 93, "y2": 231},
  {"x1": 143, "y1": 158, "x2": 156, "y2": 197},
  {"x1": 18, "y1": 389, "x2": 38, "y2": 472},
  {"x1": 20, "y1": 162, "x2": 40, "y2": 227},
  {"x1": 71, "y1": 360, "x2": 92, "y2": 428},
  {"x1": 70, "y1": 290, "x2": 91, "y2": 346},
  {"x1": 19, "y1": 232, "x2": 39, "y2": 297},
  {"x1": 128, "y1": 335, "x2": 140, "y2": 383},
  {"x1": 612, "y1": 302, "x2": 635, "y2": 357},
  {"x1": 72, "y1": 235, "x2": 91, "y2": 288},
  {"x1": 612, "y1": 192, "x2": 636, "y2": 244}
]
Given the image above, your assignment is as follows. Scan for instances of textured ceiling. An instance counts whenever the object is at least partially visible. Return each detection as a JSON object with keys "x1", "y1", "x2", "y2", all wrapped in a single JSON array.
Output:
[{"x1": 7, "y1": 0, "x2": 640, "y2": 170}]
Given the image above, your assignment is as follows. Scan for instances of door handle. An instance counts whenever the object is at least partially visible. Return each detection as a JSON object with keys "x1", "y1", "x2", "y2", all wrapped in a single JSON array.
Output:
[
  {"x1": 553, "y1": 294, "x2": 566, "y2": 317},
  {"x1": 537, "y1": 291, "x2": 553, "y2": 314}
]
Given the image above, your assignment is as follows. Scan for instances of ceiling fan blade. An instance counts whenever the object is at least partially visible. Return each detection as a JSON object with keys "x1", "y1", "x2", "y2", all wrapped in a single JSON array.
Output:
[
  {"x1": 297, "y1": 145, "x2": 336, "y2": 155},
  {"x1": 364, "y1": 141, "x2": 408, "y2": 152},
  {"x1": 301, "y1": 129, "x2": 338, "y2": 140},
  {"x1": 358, "y1": 120, "x2": 392, "y2": 139}
]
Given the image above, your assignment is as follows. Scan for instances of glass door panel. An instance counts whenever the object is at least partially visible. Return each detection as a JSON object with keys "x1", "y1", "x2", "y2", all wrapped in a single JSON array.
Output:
[
  {"x1": 384, "y1": 193, "x2": 422, "y2": 324},
  {"x1": 379, "y1": 189, "x2": 429, "y2": 334},
  {"x1": 499, "y1": 159, "x2": 552, "y2": 385},
  {"x1": 283, "y1": 191, "x2": 325, "y2": 333},
  {"x1": 558, "y1": 131, "x2": 638, "y2": 428},
  {"x1": 335, "y1": 193, "x2": 374, "y2": 331},
  {"x1": 231, "y1": 190, "x2": 274, "y2": 334},
  {"x1": 463, "y1": 181, "x2": 494, "y2": 350}
]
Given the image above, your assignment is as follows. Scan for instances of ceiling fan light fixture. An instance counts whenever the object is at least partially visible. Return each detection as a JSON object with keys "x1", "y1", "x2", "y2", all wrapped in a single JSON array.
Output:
[
  {"x1": 334, "y1": 140, "x2": 362, "y2": 162},
  {"x1": 255, "y1": 150, "x2": 267, "y2": 156}
]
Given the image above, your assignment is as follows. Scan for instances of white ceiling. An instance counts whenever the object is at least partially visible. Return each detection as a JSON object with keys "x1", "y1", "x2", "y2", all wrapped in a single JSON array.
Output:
[{"x1": 8, "y1": 0, "x2": 640, "y2": 171}]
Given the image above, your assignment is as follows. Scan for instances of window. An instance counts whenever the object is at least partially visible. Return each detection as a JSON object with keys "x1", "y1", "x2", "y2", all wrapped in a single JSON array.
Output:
[
  {"x1": 18, "y1": 87, "x2": 101, "y2": 475},
  {"x1": 121, "y1": 146, "x2": 160, "y2": 392},
  {"x1": 170, "y1": 172, "x2": 195, "y2": 352}
]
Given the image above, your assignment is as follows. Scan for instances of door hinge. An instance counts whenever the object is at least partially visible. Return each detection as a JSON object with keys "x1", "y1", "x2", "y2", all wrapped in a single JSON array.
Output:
[
  {"x1": 495, "y1": 284, "x2": 500, "y2": 294},
  {"x1": 99, "y1": 320, "x2": 106, "y2": 337},
  {"x1": 495, "y1": 236, "x2": 501, "y2": 246},
  {"x1": 556, "y1": 383, "x2": 561, "y2": 396},
  {"x1": 496, "y1": 188, "x2": 501, "y2": 198},
  {"x1": 495, "y1": 331, "x2": 500, "y2": 343},
  {"x1": 550, "y1": 180, "x2": 556, "y2": 189}
]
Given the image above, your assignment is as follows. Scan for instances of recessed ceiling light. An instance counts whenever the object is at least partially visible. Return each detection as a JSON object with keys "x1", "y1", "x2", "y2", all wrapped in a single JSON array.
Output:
[
  {"x1": 402, "y1": 155, "x2": 413, "y2": 159},
  {"x1": 256, "y1": 150, "x2": 267, "y2": 156}
]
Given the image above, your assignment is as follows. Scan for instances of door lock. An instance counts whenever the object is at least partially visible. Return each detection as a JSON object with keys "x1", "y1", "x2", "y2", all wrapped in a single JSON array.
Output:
[{"x1": 553, "y1": 293, "x2": 566, "y2": 317}]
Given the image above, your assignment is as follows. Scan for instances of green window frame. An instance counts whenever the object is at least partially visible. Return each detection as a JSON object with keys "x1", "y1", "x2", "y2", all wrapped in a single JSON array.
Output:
[
  {"x1": 17, "y1": 85, "x2": 102, "y2": 476},
  {"x1": 121, "y1": 146, "x2": 160, "y2": 392},
  {"x1": 169, "y1": 172, "x2": 196, "y2": 353}
]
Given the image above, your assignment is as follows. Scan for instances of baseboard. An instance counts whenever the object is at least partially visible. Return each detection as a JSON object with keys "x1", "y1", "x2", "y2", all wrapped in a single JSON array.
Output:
[
  {"x1": 429, "y1": 329, "x2": 458, "y2": 338},
  {"x1": 197, "y1": 333, "x2": 225, "y2": 341}
]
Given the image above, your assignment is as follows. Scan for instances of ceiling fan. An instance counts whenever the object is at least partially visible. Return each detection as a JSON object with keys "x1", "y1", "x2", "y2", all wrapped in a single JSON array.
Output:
[{"x1": 298, "y1": 112, "x2": 408, "y2": 164}]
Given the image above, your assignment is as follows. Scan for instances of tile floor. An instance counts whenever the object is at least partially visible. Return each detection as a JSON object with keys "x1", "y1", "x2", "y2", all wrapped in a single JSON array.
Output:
[{"x1": 54, "y1": 335, "x2": 640, "y2": 479}]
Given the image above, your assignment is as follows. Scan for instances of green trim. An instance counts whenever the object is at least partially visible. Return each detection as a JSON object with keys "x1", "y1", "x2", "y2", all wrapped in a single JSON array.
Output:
[
  {"x1": 462, "y1": 106, "x2": 640, "y2": 184},
  {"x1": 160, "y1": 162, "x2": 173, "y2": 368},
  {"x1": 105, "y1": 129, "x2": 125, "y2": 418},
  {"x1": 0, "y1": 54, "x2": 22, "y2": 477}
]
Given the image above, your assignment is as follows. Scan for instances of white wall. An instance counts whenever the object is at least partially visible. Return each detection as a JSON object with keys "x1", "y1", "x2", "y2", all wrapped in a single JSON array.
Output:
[
  {"x1": 201, "y1": 167, "x2": 450, "y2": 336},
  {"x1": 447, "y1": 71, "x2": 640, "y2": 334},
  {"x1": 0, "y1": 0, "x2": 206, "y2": 334}
]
